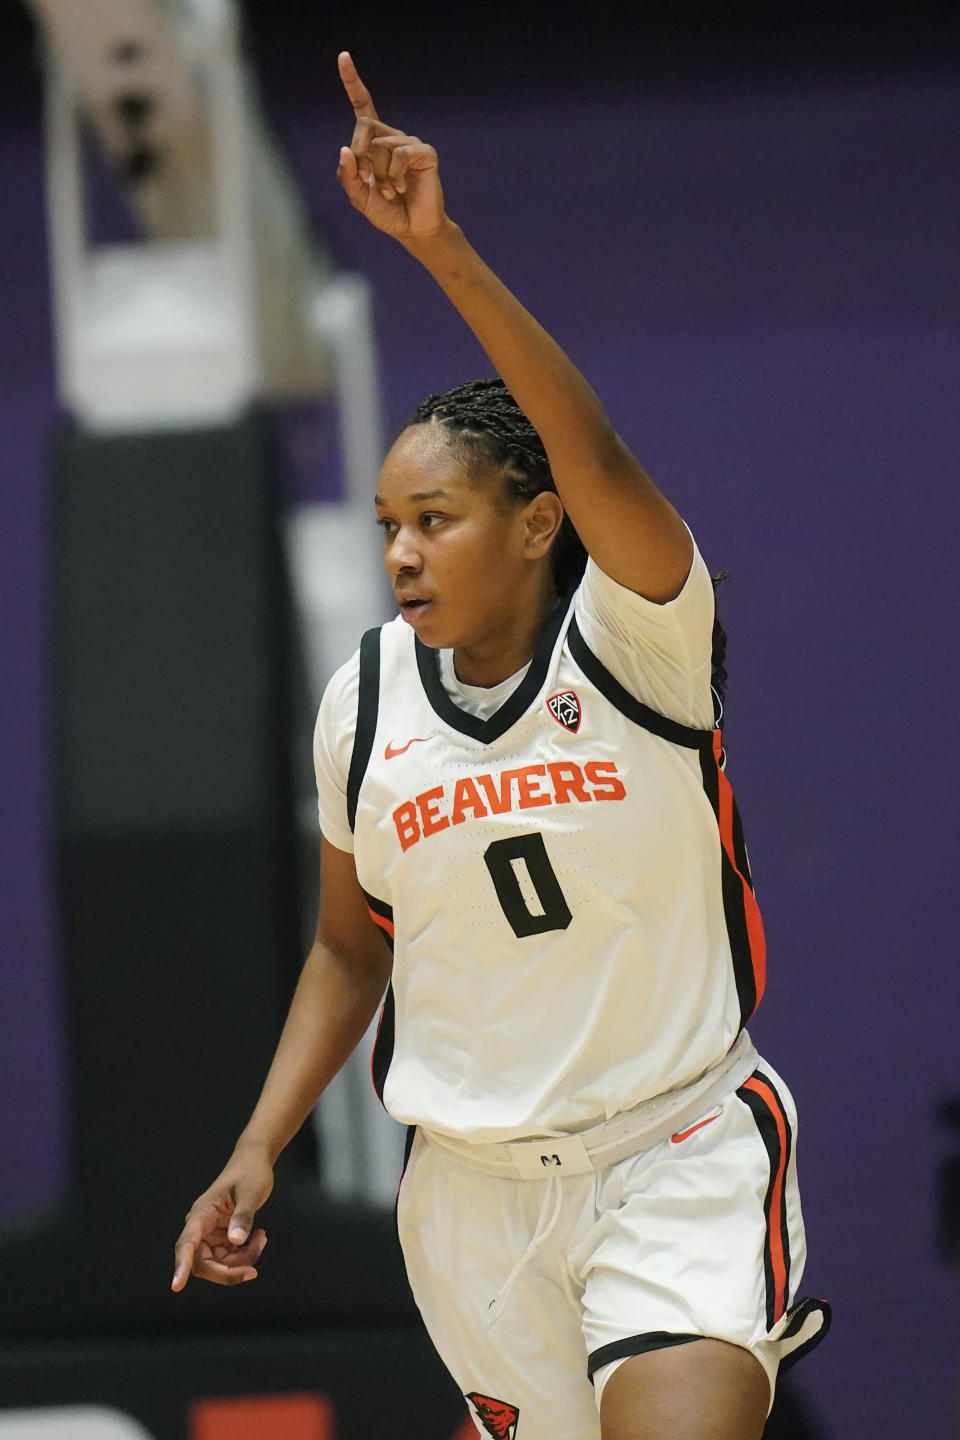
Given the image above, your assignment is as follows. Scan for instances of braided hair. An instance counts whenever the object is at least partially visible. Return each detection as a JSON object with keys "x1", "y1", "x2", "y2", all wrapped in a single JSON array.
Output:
[
  {"x1": 400, "y1": 377, "x2": 730, "y2": 722},
  {"x1": 404, "y1": 376, "x2": 586, "y2": 598}
]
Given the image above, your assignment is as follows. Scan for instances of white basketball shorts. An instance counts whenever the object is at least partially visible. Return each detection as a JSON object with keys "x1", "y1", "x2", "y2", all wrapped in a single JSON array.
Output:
[{"x1": 396, "y1": 1060, "x2": 829, "y2": 1440}]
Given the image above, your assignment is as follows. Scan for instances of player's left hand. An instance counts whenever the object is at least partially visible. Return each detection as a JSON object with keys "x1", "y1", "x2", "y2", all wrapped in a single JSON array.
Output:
[{"x1": 335, "y1": 51, "x2": 448, "y2": 242}]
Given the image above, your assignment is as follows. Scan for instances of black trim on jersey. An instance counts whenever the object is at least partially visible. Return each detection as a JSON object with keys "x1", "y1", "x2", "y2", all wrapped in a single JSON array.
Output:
[
  {"x1": 361, "y1": 885, "x2": 395, "y2": 944},
  {"x1": 587, "y1": 1332, "x2": 701, "y2": 1381},
  {"x1": 737, "y1": 1068, "x2": 794, "y2": 1331},
  {"x1": 697, "y1": 749, "x2": 759, "y2": 1025},
  {"x1": 360, "y1": 887, "x2": 396, "y2": 1100},
  {"x1": 570, "y1": 616, "x2": 761, "y2": 1026},
  {"x1": 567, "y1": 618, "x2": 713, "y2": 750},
  {"x1": 414, "y1": 595, "x2": 571, "y2": 743},
  {"x1": 346, "y1": 626, "x2": 382, "y2": 833},
  {"x1": 371, "y1": 982, "x2": 396, "y2": 1101},
  {"x1": 393, "y1": 1126, "x2": 418, "y2": 1265},
  {"x1": 778, "y1": 1298, "x2": 833, "y2": 1372}
]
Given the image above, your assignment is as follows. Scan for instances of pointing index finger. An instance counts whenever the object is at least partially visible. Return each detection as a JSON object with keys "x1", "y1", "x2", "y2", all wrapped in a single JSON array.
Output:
[
  {"x1": 172, "y1": 1213, "x2": 203, "y2": 1290},
  {"x1": 338, "y1": 51, "x2": 379, "y2": 122}
]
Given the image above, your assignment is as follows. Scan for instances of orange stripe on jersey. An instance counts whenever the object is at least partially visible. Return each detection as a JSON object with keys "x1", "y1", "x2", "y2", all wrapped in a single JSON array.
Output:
[
  {"x1": 367, "y1": 905, "x2": 395, "y2": 941},
  {"x1": 741, "y1": 1075, "x2": 789, "y2": 1322},
  {"x1": 712, "y1": 730, "x2": 767, "y2": 1012}
]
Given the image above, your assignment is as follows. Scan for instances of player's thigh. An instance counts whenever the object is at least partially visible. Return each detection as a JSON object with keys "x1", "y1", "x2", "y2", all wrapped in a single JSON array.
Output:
[
  {"x1": 397, "y1": 1131, "x2": 601, "y2": 1440},
  {"x1": 599, "y1": 1337, "x2": 768, "y2": 1440}
]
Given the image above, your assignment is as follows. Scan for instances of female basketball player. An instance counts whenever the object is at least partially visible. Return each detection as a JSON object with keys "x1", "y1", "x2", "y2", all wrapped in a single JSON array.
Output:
[{"x1": 172, "y1": 53, "x2": 828, "y2": 1440}]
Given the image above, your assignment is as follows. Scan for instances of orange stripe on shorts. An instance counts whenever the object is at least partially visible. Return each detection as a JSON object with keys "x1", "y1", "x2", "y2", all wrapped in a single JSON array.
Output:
[{"x1": 741, "y1": 1074, "x2": 789, "y2": 1322}]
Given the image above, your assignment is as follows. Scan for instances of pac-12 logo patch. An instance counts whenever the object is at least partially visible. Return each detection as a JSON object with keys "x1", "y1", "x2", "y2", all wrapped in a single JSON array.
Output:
[
  {"x1": 465, "y1": 1393, "x2": 520, "y2": 1440},
  {"x1": 546, "y1": 689, "x2": 581, "y2": 733}
]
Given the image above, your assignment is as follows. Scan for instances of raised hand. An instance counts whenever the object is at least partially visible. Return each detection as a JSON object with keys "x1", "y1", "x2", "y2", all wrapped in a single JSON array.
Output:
[
  {"x1": 335, "y1": 51, "x2": 447, "y2": 241},
  {"x1": 171, "y1": 1149, "x2": 274, "y2": 1291}
]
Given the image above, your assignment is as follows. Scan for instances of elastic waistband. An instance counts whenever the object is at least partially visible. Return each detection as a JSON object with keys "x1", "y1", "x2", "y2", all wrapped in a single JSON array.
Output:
[{"x1": 422, "y1": 1031, "x2": 760, "y2": 1179}]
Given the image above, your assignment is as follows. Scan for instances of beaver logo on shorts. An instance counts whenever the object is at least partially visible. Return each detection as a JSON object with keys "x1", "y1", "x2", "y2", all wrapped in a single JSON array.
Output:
[
  {"x1": 546, "y1": 689, "x2": 581, "y2": 733},
  {"x1": 465, "y1": 1392, "x2": 520, "y2": 1440}
]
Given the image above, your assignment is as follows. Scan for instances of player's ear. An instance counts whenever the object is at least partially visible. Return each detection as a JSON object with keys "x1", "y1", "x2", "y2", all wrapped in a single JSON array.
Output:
[{"x1": 523, "y1": 491, "x2": 564, "y2": 559}]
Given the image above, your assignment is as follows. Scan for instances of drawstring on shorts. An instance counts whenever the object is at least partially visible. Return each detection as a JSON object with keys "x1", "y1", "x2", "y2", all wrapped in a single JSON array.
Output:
[
  {"x1": 422, "y1": 1033, "x2": 761, "y2": 1333},
  {"x1": 481, "y1": 1169, "x2": 565, "y2": 1333}
]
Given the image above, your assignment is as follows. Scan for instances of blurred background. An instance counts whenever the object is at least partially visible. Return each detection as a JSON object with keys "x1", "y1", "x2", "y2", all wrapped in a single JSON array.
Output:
[{"x1": 1, "y1": 1, "x2": 959, "y2": 1437}]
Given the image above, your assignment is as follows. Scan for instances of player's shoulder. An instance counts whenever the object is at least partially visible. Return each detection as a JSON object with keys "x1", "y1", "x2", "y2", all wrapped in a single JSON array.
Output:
[
  {"x1": 318, "y1": 616, "x2": 409, "y2": 724},
  {"x1": 576, "y1": 530, "x2": 712, "y2": 622},
  {"x1": 570, "y1": 530, "x2": 716, "y2": 728},
  {"x1": 575, "y1": 534, "x2": 713, "y2": 647},
  {"x1": 319, "y1": 646, "x2": 360, "y2": 716}
]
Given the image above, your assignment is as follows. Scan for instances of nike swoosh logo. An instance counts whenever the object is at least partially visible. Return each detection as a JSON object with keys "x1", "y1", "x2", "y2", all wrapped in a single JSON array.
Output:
[
  {"x1": 384, "y1": 737, "x2": 429, "y2": 760},
  {"x1": 670, "y1": 1110, "x2": 722, "y2": 1144}
]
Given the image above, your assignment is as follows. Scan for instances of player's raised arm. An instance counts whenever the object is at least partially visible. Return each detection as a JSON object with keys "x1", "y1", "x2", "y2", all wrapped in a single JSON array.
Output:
[{"x1": 335, "y1": 51, "x2": 691, "y2": 603}]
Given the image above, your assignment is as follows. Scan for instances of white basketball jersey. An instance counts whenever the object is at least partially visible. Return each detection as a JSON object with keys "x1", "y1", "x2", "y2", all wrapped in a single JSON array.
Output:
[{"x1": 326, "y1": 580, "x2": 766, "y2": 1144}]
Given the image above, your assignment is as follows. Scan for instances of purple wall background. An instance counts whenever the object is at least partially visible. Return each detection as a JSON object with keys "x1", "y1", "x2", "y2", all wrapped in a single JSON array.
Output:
[
  {"x1": 0, "y1": 108, "x2": 65, "y2": 1226},
  {"x1": 1, "y1": 46, "x2": 959, "y2": 1440}
]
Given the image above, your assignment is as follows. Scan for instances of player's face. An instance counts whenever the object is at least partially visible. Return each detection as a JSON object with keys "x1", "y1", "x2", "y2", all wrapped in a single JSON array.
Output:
[{"x1": 375, "y1": 426, "x2": 542, "y2": 652}]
